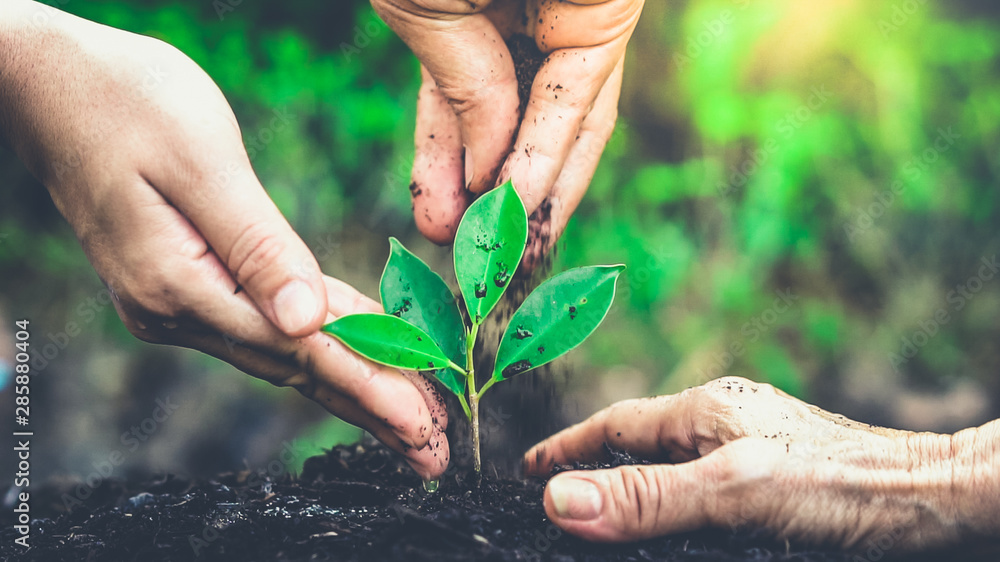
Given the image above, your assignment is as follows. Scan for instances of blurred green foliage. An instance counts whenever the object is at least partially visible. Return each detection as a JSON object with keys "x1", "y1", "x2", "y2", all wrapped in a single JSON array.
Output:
[{"x1": 3, "y1": 0, "x2": 1000, "y2": 477}]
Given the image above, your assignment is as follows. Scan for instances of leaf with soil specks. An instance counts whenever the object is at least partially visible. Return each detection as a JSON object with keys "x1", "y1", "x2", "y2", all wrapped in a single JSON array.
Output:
[
  {"x1": 323, "y1": 314, "x2": 455, "y2": 372},
  {"x1": 380, "y1": 238, "x2": 467, "y2": 395},
  {"x1": 454, "y1": 180, "x2": 528, "y2": 326},
  {"x1": 493, "y1": 265, "x2": 624, "y2": 381}
]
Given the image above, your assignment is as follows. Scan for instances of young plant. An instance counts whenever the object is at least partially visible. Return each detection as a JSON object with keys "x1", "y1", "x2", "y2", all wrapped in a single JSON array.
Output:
[{"x1": 322, "y1": 181, "x2": 623, "y2": 474}]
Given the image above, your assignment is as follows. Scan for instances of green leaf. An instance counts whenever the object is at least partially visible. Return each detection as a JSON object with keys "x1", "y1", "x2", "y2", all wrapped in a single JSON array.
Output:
[
  {"x1": 454, "y1": 180, "x2": 529, "y2": 325},
  {"x1": 493, "y1": 265, "x2": 625, "y2": 380},
  {"x1": 322, "y1": 314, "x2": 456, "y2": 372},
  {"x1": 380, "y1": 237, "x2": 467, "y2": 395}
]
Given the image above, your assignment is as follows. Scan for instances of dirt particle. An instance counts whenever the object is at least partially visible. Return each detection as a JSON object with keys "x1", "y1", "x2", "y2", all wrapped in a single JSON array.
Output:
[
  {"x1": 501, "y1": 359, "x2": 533, "y2": 379},
  {"x1": 493, "y1": 264, "x2": 511, "y2": 287}
]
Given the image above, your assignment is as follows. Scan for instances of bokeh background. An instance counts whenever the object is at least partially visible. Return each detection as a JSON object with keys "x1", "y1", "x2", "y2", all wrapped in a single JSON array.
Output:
[{"x1": 2, "y1": 0, "x2": 1000, "y2": 486}]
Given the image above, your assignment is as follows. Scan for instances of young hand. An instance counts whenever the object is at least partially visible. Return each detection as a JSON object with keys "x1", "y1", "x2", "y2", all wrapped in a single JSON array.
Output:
[{"x1": 0, "y1": 1, "x2": 449, "y2": 479}]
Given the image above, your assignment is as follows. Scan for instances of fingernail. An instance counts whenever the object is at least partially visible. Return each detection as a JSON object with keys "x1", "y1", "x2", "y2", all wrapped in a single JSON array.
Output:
[
  {"x1": 272, "y1": 280, "x2": 319, "y2": 334},
  {"x1": 549, "y1": 477, "x2": 602, "y2": 521},
  {"x1": 464, "y1": 145, "x2": 474, "y2": 189}
]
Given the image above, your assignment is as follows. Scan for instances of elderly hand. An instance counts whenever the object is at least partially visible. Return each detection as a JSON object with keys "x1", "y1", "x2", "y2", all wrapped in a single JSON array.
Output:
[
  {"x1": 524, "y1": 376, "x2": 1000, "y2": 553},
  {"x1": 371, "y1": 0, "x2": 643, "y2": 265},
  {"x1": 0, "y1": 1, "x2": 448, "y2": 479}
]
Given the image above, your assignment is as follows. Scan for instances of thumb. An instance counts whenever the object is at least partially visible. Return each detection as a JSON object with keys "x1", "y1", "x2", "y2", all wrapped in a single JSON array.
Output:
[
  {"x1": 142, "y1": 110, "x2": 326, "y2": 337},
  {"x1": 187, "y1": 179, "x2": 326, "y2": 337},
  {"x1": 542, "y1": 447, "x2": 757, "y2": 542},
  {"x1": 188, "y1": 177, "x2": 326, "y2": 337}
]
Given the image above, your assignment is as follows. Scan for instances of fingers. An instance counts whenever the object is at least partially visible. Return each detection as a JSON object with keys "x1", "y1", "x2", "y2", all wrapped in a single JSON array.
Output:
[
  {"x1": 544, "y1": 58, "x2": 623, "y2": 241},
  {"x1": 400, "y1": 371, "x2": 451, "y2": 479},
  {"x1": 542, "y1": 455, "x2": 719, "y2": 542},
  {"x1": 520, "y1": 58, "x2": 624, "y2": 270},
  {"x1": 106, "y1": 181, "x2": 440, "y2": 459},
  {"x1": 138, "y1": 59, "x2": 326, "y2": 338},
  {"x1": 499, "y1": 0, "x2": 641, "y2": 216},
  {"x1": 410, "y1": 65, "x2": 471, "y2": 244},
  {"x1": 524, "y1": 394, "x2": 702, "y2": 476},
  {"x1": 542, "y1": 438, "x2": 782, "y2": 543},
  {"x1": 524, "y1": 377, "x2": 773, "y2": 476},
  {"x1": 373, "y1": 0, "x2": 520, "y2": 194}
]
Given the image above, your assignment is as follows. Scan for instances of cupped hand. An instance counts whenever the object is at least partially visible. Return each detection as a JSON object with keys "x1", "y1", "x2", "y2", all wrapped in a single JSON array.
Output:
[
  {"x1": 372, "y1": 0, "x2": 643, "y2": 265},
  {"x1": 0, "y1": 3, "x2": 448, "y2": 479},
  {"x1": 524, "y1": 376, "x2": 1000, "y2": 552}
]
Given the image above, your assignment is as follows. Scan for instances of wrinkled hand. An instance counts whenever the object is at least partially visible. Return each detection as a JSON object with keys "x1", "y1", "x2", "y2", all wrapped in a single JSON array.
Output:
[
  {"x1": 372, "y1": 0, "x2": 643, "y2": 264},
  {"x1": 525, "y1": 377, "x2": 1000, "y2": 552},
  {"x1": 0, "y1": 2, "x2": 448, "y2": 479}
]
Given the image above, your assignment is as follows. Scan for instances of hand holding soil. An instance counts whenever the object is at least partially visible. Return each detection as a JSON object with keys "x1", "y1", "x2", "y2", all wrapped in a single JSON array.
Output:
[
  {"x1": 0, "y1": 1, "x2": 448, "y2": 480},
  {"x1": 525, "y1": 376, "x2": 1000, "y2": 552},
  {"x1": 371, "y1": 0, "x2": 644, "y2": 262}
]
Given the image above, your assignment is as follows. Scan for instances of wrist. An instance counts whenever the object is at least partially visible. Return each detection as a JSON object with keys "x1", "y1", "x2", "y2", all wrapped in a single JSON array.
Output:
[{"x1": 949, "y1": 420, "x2": 1000, "y2": 540}]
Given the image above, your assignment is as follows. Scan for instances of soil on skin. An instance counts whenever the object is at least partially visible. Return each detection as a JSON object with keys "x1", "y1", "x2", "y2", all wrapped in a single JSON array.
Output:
[{"x1": 0, "y1": 441, "x2": 888, "y2": 562}]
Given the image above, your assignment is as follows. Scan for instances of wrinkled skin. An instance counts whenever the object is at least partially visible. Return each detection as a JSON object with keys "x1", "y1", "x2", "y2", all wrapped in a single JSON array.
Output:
[
  {"x1": 0, "y1": 1, "x2": 448, "y2": 479},
  {"x1": 525, "y1": 377, "x2": 1000, "y2": 552},
  {"x1": 371, "y1": 0, "x2": 644, "y2": 268}
]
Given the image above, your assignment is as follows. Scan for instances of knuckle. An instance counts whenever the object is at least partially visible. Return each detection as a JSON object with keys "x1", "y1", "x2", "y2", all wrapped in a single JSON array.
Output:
[
  {"x1": 227, "y1": 222, "x2": 293, "y2": 287},
  {"x1": 119, "y1": 267, "x2": 188, "y2": 321},
  {"x1": 120, "y1": 315, "x2": 162, "y2": 344},
  {"x1": 611, "y1": 467, "x2": 664, "y2": 535}
]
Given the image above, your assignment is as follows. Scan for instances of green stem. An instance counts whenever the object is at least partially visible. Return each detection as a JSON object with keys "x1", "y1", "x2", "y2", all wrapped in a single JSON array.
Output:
[
  {"x1": 477, "y1": 376, "x2": 497, "y2": 398},
  {"x1": 457, "y1": 393, "x2": 471, "y2": 420}
]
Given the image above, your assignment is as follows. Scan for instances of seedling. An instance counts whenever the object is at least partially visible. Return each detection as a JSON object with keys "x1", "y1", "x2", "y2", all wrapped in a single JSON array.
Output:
[{"x1": 322, "y1": 181, "x2": 623, "y2": 474}]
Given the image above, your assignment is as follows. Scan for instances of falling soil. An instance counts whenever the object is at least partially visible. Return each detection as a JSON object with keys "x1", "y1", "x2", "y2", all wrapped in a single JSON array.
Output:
[
  {"x1": 507, "y1": 33, "x2": 546, "y2": 119},
  {"x1": 0, "y1": 440, "x2": 931, "y2": 562}
]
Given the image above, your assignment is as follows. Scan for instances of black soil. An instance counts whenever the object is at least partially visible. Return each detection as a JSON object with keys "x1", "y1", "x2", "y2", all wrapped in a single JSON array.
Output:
[
  {"x1": 5, "y1": 441, "x2": 996, "y2": 561},
  {"x1": 0, "y1": 441, "x2": 889, "y2": 562}
]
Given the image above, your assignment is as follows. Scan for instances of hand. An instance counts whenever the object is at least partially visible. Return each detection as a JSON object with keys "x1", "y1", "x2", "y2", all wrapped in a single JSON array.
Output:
[
  {"x1": 0, "y1": 2, "x2": 448, "y2": 479},
  {"x1": 524, "y1": 376, "x2": 1000, "y2": 553},
  {"x1": 372, "y1": 0, "x2": 643, "y2": 263}
]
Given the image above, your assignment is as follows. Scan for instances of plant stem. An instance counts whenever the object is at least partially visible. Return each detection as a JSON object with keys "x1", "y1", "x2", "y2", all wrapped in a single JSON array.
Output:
[
  {"x1": 478, "y1": 376, "x2": 497, "y2": 398},
  {"x1": 469, "y1": 386, "x2": 481, "y2": 473},
  {"x1": 465, "y1": 323, "x2": 481, "y2": 472},
  {"x1": 457, "y1": 393, "x2": 471, "y2": 420}
]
